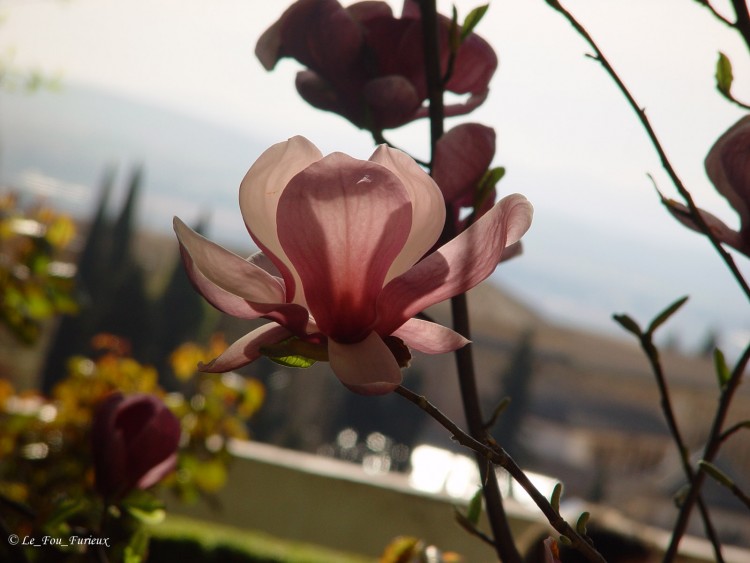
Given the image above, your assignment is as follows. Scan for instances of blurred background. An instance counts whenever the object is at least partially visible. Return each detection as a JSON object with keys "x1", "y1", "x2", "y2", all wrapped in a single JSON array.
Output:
[{"x1": 1, "y1": 0, "x2": 749, "y2": 556}]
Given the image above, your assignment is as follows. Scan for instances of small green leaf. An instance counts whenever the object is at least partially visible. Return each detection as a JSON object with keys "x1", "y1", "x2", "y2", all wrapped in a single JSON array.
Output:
[
  {"x1": 699, "y1": 460, "x2": 734, "y2": 488},
  {"x1": 550, "y1": 482, "x2": 563, "y2": 513},
  {"x1": 576, "y1": 511, "x2": 590, "y2": 536},
  {"x1": 476, "y1": 166, "x2": 505, "y2": 208},
  {"x1": 559, "y1": 534, "x2": 572, "y2": 546},
  {"x1": 467, "y1": 487, "x2": 483, "y2": 525},
  {"x1": 646, "y1": 295, "x2": 689, "y2": 336},
  {"x1": 713, "y1": 348, "x2": 731, "y2": 389},
  {"x1": 268, "y1": 354, "x2": 317, "y2": 368},
  {"x1": 123, "y1": 527, "x2": 150, "y2": 563},
  {"x1": 716, "y1": 51, "x2": 734, "y2": 96},
  {"x1": 461, "y1": 4, "x2": 490, "y2": 41},
  {"x1": 449, "y1": 5, "x2": 460, "y2": 53},
  {"x1": 612, "y1": 314, "x2": 642, "y2": 338},
  {"x1": 484, "y1": 396, "x2": 511, "y2": 429}
]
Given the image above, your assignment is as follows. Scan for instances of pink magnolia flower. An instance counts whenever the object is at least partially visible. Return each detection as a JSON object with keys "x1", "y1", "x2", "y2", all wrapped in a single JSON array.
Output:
[
  {"x1": 664, "y1": 115, "x2": 750, "y2": 256},
  {"x1": 433, "y1": 122, "x2": 497, "y2": 231},
  {"x1": 256, "y1": 0, "x2": 497, "y2": 131},
  {"x1": 91, "y1": 392, "x2": 181, "y2": 499},
  {"x1": 174, "y1": 137, "x2": 532, "y2": 395}
]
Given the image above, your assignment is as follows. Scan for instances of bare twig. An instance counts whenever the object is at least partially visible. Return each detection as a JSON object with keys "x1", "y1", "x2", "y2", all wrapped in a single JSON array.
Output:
[
  {"x1": 418, "y1": 1, "x2": 521, "y2": 561},
  {"x1": 395, "y1": 385, "x2": 606, "y2": 563},
  {"x1": 632, "y1": 333, "x2": 724, "y2": 562},
  {"x1": 664, "y1": 342, "x2": 750, "y2": 561},
  {"x1": 545, "y1": 0, "x2": 750, "y2": 303}
]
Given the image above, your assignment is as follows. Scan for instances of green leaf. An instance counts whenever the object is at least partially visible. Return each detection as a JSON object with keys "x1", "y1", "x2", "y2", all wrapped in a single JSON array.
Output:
[
  {"x1": 646, "y1": 295, "x2": 689, "y2": 336},
  {"x1": 699, "y1": 460, "x2": 734, "y2": 488},
  {"x1": 612, "y1": 314, "x2": 642, "y2": 338},
  {"x1": 466, "y1": 487, "x2": 483, "y2": 525},
  {"x1": 576, "y1": 511, "x2": 590, "y2": 536},
  {"x1": 44, "y1": 498, "x2": 86, "y2": 531},
  {"x1": 461, "y1": 4, "x2": 490, "y2": 42},
  {"x1": 713, "y1": 348, "x2": 731, "y2": 389},
  {"x1": 550, "y1": 482, "x2": 563, "y2": 513},
  {"x1": 449, "y1": 5, "x2": 460, "y2": 53},
  {"x1": 268, "y1": 354, "x2": 316, "y2": 368},
  {"x1": 716, "y1": 51, "x2": 734, "y2": 96},
  {"x1": 123, "y1": 527, "x2": 150, "y2": 563}
]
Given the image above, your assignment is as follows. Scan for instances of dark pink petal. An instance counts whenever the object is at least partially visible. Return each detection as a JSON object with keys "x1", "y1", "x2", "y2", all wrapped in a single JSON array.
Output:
[
  {"x1": 120, "y1": 396, "x2": 181, "y2": 490},
  {"x1": 255, "y1": 15, "x2": 285, "y2": 70},
  {"x1": 346, "y1": 1, "x2": 393, "y2": 23},
  {"x1": 200, "y1": 324, "x2": 293, "y2": 373},
  {"x1": 663, "y1": 198, "x2": 746, "y2": 253},
  {"x1": 369, "y1": 144, "x2": 445, "y2": 281},
  {"x1": 257, "y1": 0, "x2": 362, "y2": 74},
  {"x1": 706, "y1": 116, "x2": 750, "y2": 234},
  {"x1": 277, "y1": 153, "x2": 412, "y2": 343},
  {"x1": 296, "y1": 70, "x2": 342, "y2": 114},
  {"x1": 364, "y1": 75, "x2": 422, "y2": 129},
  {"x1": 446, "y1": 33, "x2": 498, "y2": 95},
  {"x1": 329, "y1": 331, "x2": 402, "y2": 395},
  {"x1": 392, "y1": 318, "x2": 469, "y2": 353},
  {"x1": 376, "y1": 194, "x2": 533, "y2": 334},
  {"x1": 239, "y1": 136, "x2": 323, "y2": 305},
  {"x1": 92, "y1": 393, "x2": 180, "y2": 498},
  {"x1": 433, "y1": 123, "x2": 496, "y2": 204}
]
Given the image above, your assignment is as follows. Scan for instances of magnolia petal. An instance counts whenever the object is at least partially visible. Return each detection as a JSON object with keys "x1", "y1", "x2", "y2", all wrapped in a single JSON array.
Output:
[
  {"x1": 295, "y1": 71, "x2": 341, "y2": 115},
  {"x1": 376, "y1": 193, "x2": 533, "y2": 334},
  {"x1": 200, "y1": 324, "x2": 293, "y2": 373},
  {"x1": 392, "y1": 318, "x2": 469, "y2": 354},
  {"x1": 257, "y1": 0, "x2": 362, "y2": 74},
  {"x1": 346, "y1": 1, "x2": 393, "y2": 23},
  {"x1": 705, "y1": 115, "x2": 750, "y2": 230},
  {"x1": 174, "y1": 217, "x2": 285, "y2": 304},
  {"x1": 277, "y1": 153, "x2": 412, "y2": 342},
  {"x1": 363, "y1": 75, "x2": 422, "y2": 129},
  {"x1": 370, "y1": 145, "x2": 445, "y2": 282},
  {"x1": 446, "y1": 33, "x2": 498, "y2": 95},
  {"x1": 663, "y1": 198, "x2": 747, "y2": 253},
  {"x1": 433, "y1": 123, "x2": 496, "y2": 205},
  {"x1": 255, "y1": 16, "x2": 284, "y2": 70},
  {"x1": 328, "y1": 331, "x2": 402, "y2": 395},
  {"x1": 239, "y1": 136, "x2": 323, "y2": 305}
]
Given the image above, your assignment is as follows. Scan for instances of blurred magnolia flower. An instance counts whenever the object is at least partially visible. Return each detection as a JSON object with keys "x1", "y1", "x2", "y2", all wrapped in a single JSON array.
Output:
[
  {"x1": 663, "y1": 115, "x2": 750, "y2": 256},
  {"x1": 434, "y1": 123, "x2": 497, "y2": 230},
  {"x1": 92, "y1": 392, "x2": 181, "y2": 499},
  {"x1": 256, "y1": 0, "x2": 497, "y2": 131},
  {"x1": 174, "y1": 136, "x2": 532, "y2": 395}
]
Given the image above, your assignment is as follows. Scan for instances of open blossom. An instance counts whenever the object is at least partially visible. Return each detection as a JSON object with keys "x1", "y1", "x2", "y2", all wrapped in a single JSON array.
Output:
[
  {"x1": 174, "y1": 137, "x2": 532, "y2": 395},
  {"x1": 664, "y1": 115, "x2": 750, "y2": 256},
  {"x1": 91, "y1": 392, "x2": 181, "y2": 499},
  {"x1": 256, "y1": 0, "x2": 497, "y2": 131}
]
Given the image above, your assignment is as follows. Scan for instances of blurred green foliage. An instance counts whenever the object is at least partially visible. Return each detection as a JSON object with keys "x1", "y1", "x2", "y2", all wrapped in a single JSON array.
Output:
[
  {"x1": 0, "y1": 193, "x2": 78, "y2": 344},
  {"x1": 0, "y1": 334, "x2": 265, "y2": 562}
]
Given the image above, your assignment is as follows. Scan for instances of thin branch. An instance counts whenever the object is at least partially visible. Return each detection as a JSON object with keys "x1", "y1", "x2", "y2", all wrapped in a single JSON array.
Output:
[
  {"x1": 636, "y1": 336, "x2": 724, "y2": 562},
  {"x1": 692, "y1": 0, "x2": 734, "y2": 27},
  {"x1": 719, "y1": 419, "x2": 750, "y2": 444},
  {"x1": 664, "y1": 341, "x2": 750, "y2": 561},
  {"x1": 418, "y1": 1, "x2": 520, "y2": 561},
  {"x1": 395, "y1": 385, "x2": 606, "y2": 563},
  {"x1": 730, "y1": 0, "x2": 750, "y2": 55},
  {"x1": 545, "y1": 0, "x2": 750, "y2": 303}
]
